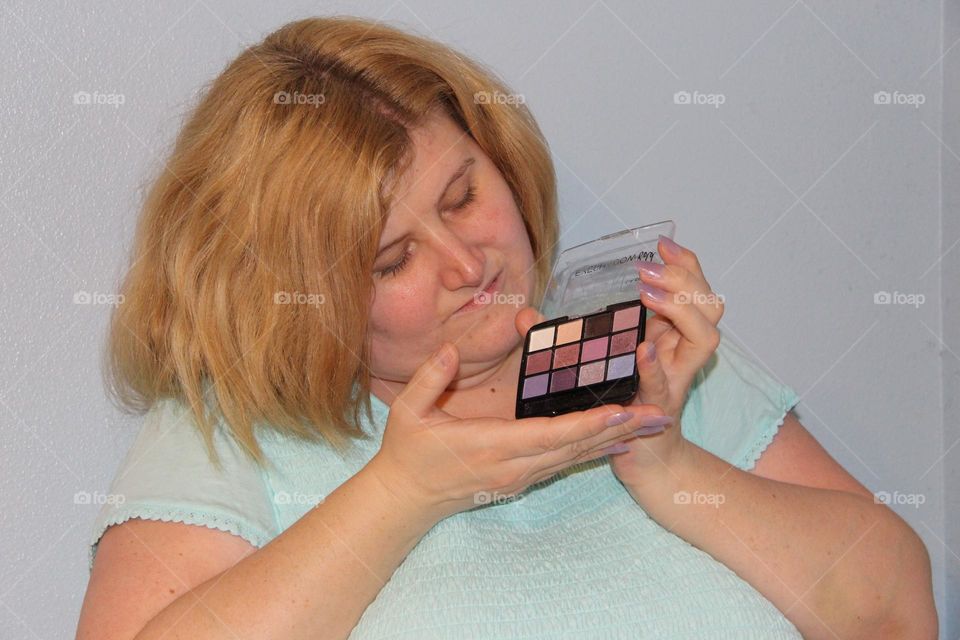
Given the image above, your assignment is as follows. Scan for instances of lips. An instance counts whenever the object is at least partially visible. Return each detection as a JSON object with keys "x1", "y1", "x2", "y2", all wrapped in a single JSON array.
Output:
[{"x1": 455, "y1": 270, "x2": 502, "y2": 314}]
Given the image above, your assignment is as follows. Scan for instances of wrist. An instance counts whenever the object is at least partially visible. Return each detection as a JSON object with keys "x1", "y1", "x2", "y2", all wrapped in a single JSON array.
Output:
[
  {"x1": 361, "y1": 455, "x2": 450, "y2": 526},
  {"x1": 624, "y1": 434, "x2": 697, "y2": 502}
]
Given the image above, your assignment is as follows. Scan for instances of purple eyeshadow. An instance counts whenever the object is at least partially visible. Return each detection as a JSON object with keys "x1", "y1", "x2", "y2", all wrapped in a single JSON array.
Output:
[
  {"x1": 610, "y1": 329, "x2": 638, "y2": 356},
  {"x1": 553, "y1": 343, "x2": 580, "y2": 368},
  {"x1": 522, "y1": 373, "x2": 550, "y2": 399},
  {"x1": 550, "y1": 367, "x2": 577, "y2": 392},
  {"x1": 580, "y1": 337, "x2": 608, "y2": 362},
  {"x1": 578, "y1": 361, "x2": 606, "y2": 386},
  {"x1": 525, "y1": 350, "x2": 553, "y2": 375},
  {"x1": 606, "y1": 354, "x2": 635, "y2": 380}
]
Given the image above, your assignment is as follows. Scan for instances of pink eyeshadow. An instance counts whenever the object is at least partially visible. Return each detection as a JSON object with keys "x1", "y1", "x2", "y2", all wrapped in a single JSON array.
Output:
[
  {"x1": 580, "y1": 336, "x2": 608, "y2": 362},
  {"x1": 553, "y1": 344, "x2": 580, "y2": 368},
  {"x1": 525, "y1": 350, "x2": 553, "y2": 375},
  {"x1": 578, "y1": 361, "x2": 606, "y2": 386},
  {"x1": 609, "y1": 329, "x2": 638, "y2": 356},
  {"x1": 613, "y1": 305, "x2": 641, "y2": 332}
]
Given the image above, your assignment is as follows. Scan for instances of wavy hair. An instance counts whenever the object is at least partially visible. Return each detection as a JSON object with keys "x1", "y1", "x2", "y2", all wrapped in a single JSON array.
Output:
[{"x1": 106, "y1": 15, "x2": 559, "y2": 469}]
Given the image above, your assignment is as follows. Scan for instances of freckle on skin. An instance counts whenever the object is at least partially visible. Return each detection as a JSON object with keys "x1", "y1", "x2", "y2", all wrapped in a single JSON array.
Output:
[{"x1": 169, "y1": 588, "x2": 175, "y2": 594}]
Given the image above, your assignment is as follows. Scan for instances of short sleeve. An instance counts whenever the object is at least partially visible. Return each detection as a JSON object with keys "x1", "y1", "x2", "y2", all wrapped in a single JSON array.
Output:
[
  {"x1": 88, "y1": 398, "x2": 281, "y2": 571},
  {"x1": 680, "y1": 331, "x2": 801, "y2": 471}
]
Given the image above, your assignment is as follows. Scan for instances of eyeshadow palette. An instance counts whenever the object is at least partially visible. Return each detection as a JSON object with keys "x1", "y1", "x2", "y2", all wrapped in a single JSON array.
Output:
[{"x1": 515, "y1": 298, "x2": 646, "y2": 419}]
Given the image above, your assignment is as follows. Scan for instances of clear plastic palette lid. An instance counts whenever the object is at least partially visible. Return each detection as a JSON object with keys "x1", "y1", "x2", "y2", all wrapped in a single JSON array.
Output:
[{"x1": 539, "y1": 219, "x2": 675, "y2": 319}]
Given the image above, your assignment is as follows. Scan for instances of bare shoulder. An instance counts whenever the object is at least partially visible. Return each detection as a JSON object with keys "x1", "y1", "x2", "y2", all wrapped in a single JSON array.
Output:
[{"x1": 77, "y1": 518, "x2": 257, "y2": 639}]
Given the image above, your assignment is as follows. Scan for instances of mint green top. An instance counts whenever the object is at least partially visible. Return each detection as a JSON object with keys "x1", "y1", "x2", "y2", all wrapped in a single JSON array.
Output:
[{"x1": 89, "y1": 333, "x2": 802, "y2": 638}]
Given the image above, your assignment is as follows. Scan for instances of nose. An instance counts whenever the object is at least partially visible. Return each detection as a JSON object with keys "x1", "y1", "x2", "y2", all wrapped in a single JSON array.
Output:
[{"x1": 432, "y1": 228, "x2": 485, "y2": 290}]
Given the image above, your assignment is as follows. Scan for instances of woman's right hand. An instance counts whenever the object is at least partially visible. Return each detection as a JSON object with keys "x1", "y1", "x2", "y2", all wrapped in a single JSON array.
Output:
[{"x1": 365, "y1": 342, "x2": 672, "y2": 521}]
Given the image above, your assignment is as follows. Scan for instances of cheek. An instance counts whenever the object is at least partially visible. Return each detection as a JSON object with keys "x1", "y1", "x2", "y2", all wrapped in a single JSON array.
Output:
[{"x1": 369, "y1": 277, "x2": 437, "y2": 337}]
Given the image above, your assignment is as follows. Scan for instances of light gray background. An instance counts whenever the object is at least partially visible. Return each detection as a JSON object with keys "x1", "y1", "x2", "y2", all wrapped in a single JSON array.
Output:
[{"x1": 0, "y1": 1, "x2": 956, "y2": 637}]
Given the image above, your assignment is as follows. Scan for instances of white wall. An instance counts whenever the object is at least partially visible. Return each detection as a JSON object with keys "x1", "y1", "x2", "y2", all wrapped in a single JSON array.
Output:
[{"x1": 0, "y1": 1, "x2": 954, "y2": 637}]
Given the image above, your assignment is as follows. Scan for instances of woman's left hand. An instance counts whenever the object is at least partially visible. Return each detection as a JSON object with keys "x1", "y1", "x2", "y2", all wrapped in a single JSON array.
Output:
[{"x1": 606, "y1": 235, "x2": 724, "y2": 490}]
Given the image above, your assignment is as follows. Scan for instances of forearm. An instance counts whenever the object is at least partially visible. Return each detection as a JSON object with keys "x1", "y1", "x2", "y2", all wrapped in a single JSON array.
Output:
[
  {"x1": 135, "y1": 464, "x2": 442, "y2": 640},
  {"x1": 624, "y1": 439, "x2": 935, "y2": 639}
]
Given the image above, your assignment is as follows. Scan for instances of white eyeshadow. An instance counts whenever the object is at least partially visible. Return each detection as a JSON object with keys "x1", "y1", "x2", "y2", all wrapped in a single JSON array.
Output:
[{"x1": 528, "y1": 326, "x2": 555, "y2": 352}]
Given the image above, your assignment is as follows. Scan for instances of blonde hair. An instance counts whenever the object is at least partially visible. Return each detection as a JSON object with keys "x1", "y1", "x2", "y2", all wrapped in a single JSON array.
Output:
[{"x1": 106, "y1": 15, "x2": 559, "y2": 469}]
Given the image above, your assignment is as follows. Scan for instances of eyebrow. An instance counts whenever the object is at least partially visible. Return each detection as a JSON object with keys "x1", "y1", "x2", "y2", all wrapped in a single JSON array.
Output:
[{"x1": 376, "y1": 156, "x2": 476, "y2": 257}]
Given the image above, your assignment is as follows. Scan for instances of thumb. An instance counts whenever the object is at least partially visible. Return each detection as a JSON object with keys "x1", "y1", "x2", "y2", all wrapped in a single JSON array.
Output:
[
  {"x1": 395, "y1": 342, "x2": 460, "y2": 420},
  {"x1": 515, "y1": 306, "x2": 546, "y2": 339},
  {"x1": 636, "y1": 340, "x2": 670, "y2": 409}
]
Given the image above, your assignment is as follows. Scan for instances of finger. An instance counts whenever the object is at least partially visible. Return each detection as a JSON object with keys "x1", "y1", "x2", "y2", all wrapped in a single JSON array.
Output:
[
  {"x1": 515, "y1": 306, "x2": 546, "y2": 339},
  {"x1": 657, "y1": 235, "x2": 706, "y2": 281},
  {"x1": 635, "y1": 341, "x2": 670, "y2": 409},
  {"x1": 637, "y1": 283, "x2": 720, "y2": 370},
  {"x1": 646, "y1": 313, "x2": 675, "y2": 343},
  {"x1": 636, "y1": 261, "x2": 723, "y2": 325},
  {"x1": 393, "y1": 342, "x2": 460, "y2": 420},
  {"x1": 511, "y1": 402, "x2": 667, "y2": 457}
]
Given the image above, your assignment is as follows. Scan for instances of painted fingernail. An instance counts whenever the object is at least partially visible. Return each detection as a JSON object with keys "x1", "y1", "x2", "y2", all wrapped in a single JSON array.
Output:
[
  {"x1": 605, "y1": 411, "x2": 635, "y2": 427},
  {"x1": 638, "y1": 415, "x2": 673, "y2": 427},
  {"x1": 603, "y1": 442, "x2": 632, "y2": 455},
  {"x1": 634, "y1": 425, "x2": 666, "y2": 436},
  {"x1": 636, "y1": 261, "x2": 664, "y2": 280},
  {"x1": 659, "y1": 234, "x2": 682, "y2": 256},
  {"x1": 638, "y1": 282, "x2": 668, "y2": 303}
]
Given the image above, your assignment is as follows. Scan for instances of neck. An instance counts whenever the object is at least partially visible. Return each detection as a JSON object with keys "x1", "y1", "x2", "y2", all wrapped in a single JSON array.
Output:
[{"x1": 369, "y1": 340, "x2": 525, "y2": 419}]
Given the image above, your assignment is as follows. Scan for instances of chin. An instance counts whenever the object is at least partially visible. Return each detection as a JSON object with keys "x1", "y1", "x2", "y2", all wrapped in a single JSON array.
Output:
[{"x1": 451, "y1": 304, "x2": 520, "y2": 362}]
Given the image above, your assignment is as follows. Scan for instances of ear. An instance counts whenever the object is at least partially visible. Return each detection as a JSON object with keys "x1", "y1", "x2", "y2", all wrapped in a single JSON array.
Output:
[{"x1": 515, "y1": 306, "x2": 546, "y2": 339}]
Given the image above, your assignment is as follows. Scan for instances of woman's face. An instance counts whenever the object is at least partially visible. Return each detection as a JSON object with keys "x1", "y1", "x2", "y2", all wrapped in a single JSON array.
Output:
[{"x1": 367, "y1": 110, "x2": 537, "y2": 387}]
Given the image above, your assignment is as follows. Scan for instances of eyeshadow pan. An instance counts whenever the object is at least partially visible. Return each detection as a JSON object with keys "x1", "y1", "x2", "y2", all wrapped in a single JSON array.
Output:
[
  {"x1": 528, "y1": 326, "x2": 555, "y2": 352},
  {"x1": 522, "y1": 373, "x2": 549, "y2": 399},
  {"x1": 553, "y1": 343, "x2": 580, "y2": 368},
  {"x1": 609, "y1": 329, "x2": 638, "y2": 356},
  {"x1": 606, "y1": 354, "x2": 635, "y2": 380},
  {"x1": 583, "y1": 313, "x2": 612, "y2": 338},
  {"x1": 525, "y1": 350, "x2": 552, "y2": 375},
  {"x1": 555, "y1": 319, "x2": 582, "y2": 345},
  {"x1": 578, "y1": 361, "x2": 606, "y2": 386},
  {"x1": 613, "y1": 306, "x2": 641, "y2": 332},
  {"x1": 550, "y1": 367, "x2": 577, "y2": 393},
  {"x1": 580, "y1": 336, "x2": 608, "y2": 363}
]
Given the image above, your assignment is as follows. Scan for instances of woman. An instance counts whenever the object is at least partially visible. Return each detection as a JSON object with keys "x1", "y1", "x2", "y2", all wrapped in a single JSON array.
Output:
[{"x1": 77, "y1": 15, "x2": 936, "y2": 639}]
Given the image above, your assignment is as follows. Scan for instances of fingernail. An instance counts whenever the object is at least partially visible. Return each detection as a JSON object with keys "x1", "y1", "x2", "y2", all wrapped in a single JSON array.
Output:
[
  {"x1": 643, "y1": 342, "x2": 656, "y2": 363},
  {"x1": 605, "y1": 411, "x2": 635, "y2": 427},
  {"x1": 638, "y1": 282, "x2": 668, "y2": 303},
  {"x1": 434, "y1": 344, "x2": 449, "y2": 366},
  {"x1": 634, "y1": 425, "x2": 666, "y2": 436},
  {"x1": 659, "y1": 234, "x2": 682, "y2": 256},
  {"x1": 636, "y1": 261, "x2": 664, "y2": 280},
  {"x1": 603, "y1": 442, "x2": 632, "y2": 455},
  {"x1": 638, "y1": 415, "x2": 673, "y2": 427}
]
